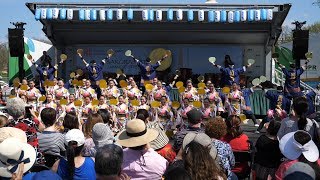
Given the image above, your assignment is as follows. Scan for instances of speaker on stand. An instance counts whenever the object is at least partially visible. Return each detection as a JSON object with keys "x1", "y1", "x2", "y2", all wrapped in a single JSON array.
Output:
[
  {"x1": 8, "y1": 22, "x2": 26, "y2": 81},
  {"x1": 292, "y1": 30, "x2": 309, "y2": 67}
]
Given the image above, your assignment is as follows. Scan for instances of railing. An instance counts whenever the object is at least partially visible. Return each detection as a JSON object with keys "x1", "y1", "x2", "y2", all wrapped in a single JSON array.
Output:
[{"x1": 274, "y1": 68, "x2": 316, "y2": 92}]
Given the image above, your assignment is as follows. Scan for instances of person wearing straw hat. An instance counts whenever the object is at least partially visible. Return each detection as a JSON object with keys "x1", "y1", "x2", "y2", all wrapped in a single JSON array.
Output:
[{"x1": 116, "y1": 119, "x2": 168, "y2": 180}]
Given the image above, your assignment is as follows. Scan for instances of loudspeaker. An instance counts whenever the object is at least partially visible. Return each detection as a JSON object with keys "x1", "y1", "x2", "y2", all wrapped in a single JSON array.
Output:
[
  {"x1": 8, "y1": 28, "x2": 24, "y2": 57},
  {"x1": 292, "y1": 30, "x2": 309, "y2": 60}
]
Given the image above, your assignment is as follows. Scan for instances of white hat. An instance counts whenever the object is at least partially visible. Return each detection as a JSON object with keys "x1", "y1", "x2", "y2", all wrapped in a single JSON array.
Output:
[
  {"x1": 0, "y1": 127, "x2": 27, "y2": 143},
  {"x1": 280, "y1": 130, "x2": 319, "y2": 162},
  {"x1": 65, "y1": 129, "x2": 85, "y2": 147},
  {"x1": 0, "y1": 137, "x2": 36, "y2": 178}
]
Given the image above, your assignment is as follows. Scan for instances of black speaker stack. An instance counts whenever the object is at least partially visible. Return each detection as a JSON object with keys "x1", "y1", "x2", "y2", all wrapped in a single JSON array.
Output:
[
  {"x1": 8, "y1": 28, "x2": 25, "y2": 57},
  {"x1": 292, "y1": 30, "x2": 309, "y2": 61}
]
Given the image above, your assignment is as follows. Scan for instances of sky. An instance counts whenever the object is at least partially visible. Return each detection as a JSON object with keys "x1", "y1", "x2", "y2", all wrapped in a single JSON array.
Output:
[{"x1": 0, "y1": 0, "x2": 319, "y2": 42}]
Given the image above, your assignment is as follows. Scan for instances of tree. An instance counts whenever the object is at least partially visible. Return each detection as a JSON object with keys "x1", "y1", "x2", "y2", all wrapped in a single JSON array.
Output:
[
  {"x1": 303, "y1": 22, "x2": 320, "y2": 33},
  {"x1": 0, "y1": 42, "x2": 9, "y2": 73}
]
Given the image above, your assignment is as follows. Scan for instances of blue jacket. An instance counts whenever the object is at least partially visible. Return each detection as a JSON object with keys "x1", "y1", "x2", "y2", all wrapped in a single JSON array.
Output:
[
  {"x1": 137, "y1": 60, "x2": 160, "y2": 81},
  {"x1": 86, "y1": 61, "x2": 105, "y2": 82},
  {"x1": 265, "y1": 90, "x2": 291, "y2": 113},
  {"x1": 219, "y1": 66, "x2": 245, "y2": 86}
]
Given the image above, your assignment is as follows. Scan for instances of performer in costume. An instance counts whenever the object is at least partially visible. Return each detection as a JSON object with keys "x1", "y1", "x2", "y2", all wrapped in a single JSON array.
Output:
[
  {"x1": 182, "y1": 81, "x2": 199, "y2": 101},
  {"x1": 256, "y1": 86, "x2": 290, "y2": 133},
  {"x1": 41, "y1": 94, "x2": 57, "y2": 110},
  {"x1": 274, "y1": 58, "x2": 309, "y2": 98},
  {"x1": 79, "y1": 80, "x2": 96, "y2": 99},
  {"x1": 78, "y1": 52, "x2": 111, "y2": 84},
  {"x1": 31, "y1": 59, "x2": 62, "y2": 93},
  {"x1": 98, "y1": 95, "x2": 109, "y2": 110},
  {"x1": 205, "y1": 83, "x2": 225, "y2": 115},
  {"x1": 156, "y1": 96, "x2": 173, "y2": 130},
  {"x1": 54, "y1": 79, "x2": 69, "y2": 100},
  {"x1": 176, "y1": 98, "x2": 193, "y2": 130},
  {"x1": 201, "y1": 98, "x2": 215, "y2": 121},
  {"x1": 26, "y1": 80, "x2": 41, "y2": 106},
  {"x1": 225, "y1": 82, "x2": 243, "y2": 116},
  {"x1": 211, "y1": 55, "x2": 252, "y2": 87},
  {"x1": 65, "y1": 94, "x2": 76, "y2": 113},
  {"x1": 132, "y1": 54, "x2": 169, "y2": 86},
  {"x1": 115, "y1": 95, "x2": 129, "y2": 129},
  {"x1": 241, "y1": 85, "x2": 259, "y2": 126}
]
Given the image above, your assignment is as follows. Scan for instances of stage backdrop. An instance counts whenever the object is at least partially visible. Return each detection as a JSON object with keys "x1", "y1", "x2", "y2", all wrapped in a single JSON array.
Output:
[
  {"x1": 62, "y1": 44, "x2": 265, "y2": 80},
  {"x1": 8, "y1": 38, "x2": 53, "y2": 83}
]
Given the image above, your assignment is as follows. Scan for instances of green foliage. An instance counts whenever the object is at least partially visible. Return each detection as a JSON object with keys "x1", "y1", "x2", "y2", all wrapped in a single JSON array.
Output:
[{"x1": 303, "y1": 22, "x2": 320, "y2": 33}]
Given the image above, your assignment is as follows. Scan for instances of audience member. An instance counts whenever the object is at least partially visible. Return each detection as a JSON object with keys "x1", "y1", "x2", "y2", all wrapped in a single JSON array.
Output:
[
  {"x1": 95, "y1": 144, "x2": 130, "y2": 180},
  {"x1": 278, "y1": 96, "x2": 319, "y2": 139},
  {"x1": 173, "y1": 108, "x2": 204, "y2": 152},
  {"x1": 91, "y1": 123, "x2": 114, "y2": 156},
  {"x1": 37, "y1": 108, "x2": 65, "y2": 167},
  {"x1": 82, "y1": 113, "x2": 103, "y2": 157},
  {"x1": 222, "y1": 115, "x2": 250, "y2": 177},
  {"x1": 183, "y1": 141, "x2": 226, "y2": 180},
  {"x1": 283, "y1": 162, "x2": 316, "y2": 180},
  {"x1": 0, "y1": 137, "x2": 37, "y2": 178},
  {"x1": 117, "y1": 119, "x2": 168, "y2": 179},
  {"x1": 6, "y1": 97, "x2": 44, "y2": 164},
  {"x1": 54, "y1": 129, "x2": 96, "y2": 179},
  {"x1": 63, "y1": 112, "x2": 80, "y2": 133},
  {"x1": 205, "y1": 117, "x2": 236, "y2": 180},
  {"x1": 253, "y1": 120, "x2": 282, "y2": 180},
  {"x1": 275, "y1": 130, "x2": 320, "y2": 179}
]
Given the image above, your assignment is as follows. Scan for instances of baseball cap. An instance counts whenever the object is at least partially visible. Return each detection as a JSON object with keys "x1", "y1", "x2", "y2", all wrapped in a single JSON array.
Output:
[{"x1": 65, "y1": 129, "x2": 85, "y2": 147}]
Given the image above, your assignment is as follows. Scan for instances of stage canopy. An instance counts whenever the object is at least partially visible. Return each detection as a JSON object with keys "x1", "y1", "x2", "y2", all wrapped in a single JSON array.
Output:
[{"x1": 26, "y1": 3, "x2": 291, "y2": 48}]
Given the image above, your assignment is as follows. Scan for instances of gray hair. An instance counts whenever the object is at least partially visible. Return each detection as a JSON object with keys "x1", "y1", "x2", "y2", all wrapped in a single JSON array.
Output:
[{"x1": 6, "y1": 97, "x2": 26, "y2": 119}]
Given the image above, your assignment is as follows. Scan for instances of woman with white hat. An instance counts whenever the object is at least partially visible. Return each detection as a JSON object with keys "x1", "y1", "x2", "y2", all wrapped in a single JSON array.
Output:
[
  {"x1": 53, "y1": 129, "x2": 96, "y2": 179},
  {"x1": 275, "y1": 130, "x2": 320, "y2": 180}
]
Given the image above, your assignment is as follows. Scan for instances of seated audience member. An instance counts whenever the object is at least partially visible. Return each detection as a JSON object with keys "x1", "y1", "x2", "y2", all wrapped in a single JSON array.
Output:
[
  {"x1": 183, "y1": 141, "x2": 226, "y2": 180},
  {"x1": 63, "y1": 112, "x2": 80, "y2": 133},
  {"x1": 0, "y1": 112, "x2": 8, "y2": 127},
  {"x1": 0, "y1": 137, "x2": 37, "y2": 179},
  {"x1": 82, "y1": 113, "x2": 104, "y2": 157},
  {"x1": 223, "y1": 115, "x2": 250, "y2": 177},
  {"x1": 283, "y1": 162, "x2": 316, "y2": 180},
  {"x1": 278, "y1": 96, "x2": 319, "y2": 140},
  {"x1": 37, "y1": 108, "x2": 65, "y2": 167},
  {"x1": 97, "y1": 109, "x2": 113, "y2": 128},
  {"x1": 95, "y1": 144, "x2": 130, "y2": 180},
  {"x1": 54, "y1": 129, "x2": 96, "y2": 179},
  {"x1": 150, "y1": 128, "x2": 176, "y2": 163},
  {"x1": 91, "y1": 123, "x2": 114, "y2": 156},
  {"x1": 253, "y1": 120, "x2": 282, "y2": 180},
  {"x1": 116, "y1": 119, "x2": 168, "y2": 179},
  {"x1": 6, "y1": 97, "x2": 44, "y2": 164},
  {"x1": 275, "y1": 130, "x2": 320, "y2": 180},
  {"x1": 173, "y1": 108, "x2": 204, "y2": 152},
  {"x1": 205, "y1": 117, "x2": 236, "y2": 180}
]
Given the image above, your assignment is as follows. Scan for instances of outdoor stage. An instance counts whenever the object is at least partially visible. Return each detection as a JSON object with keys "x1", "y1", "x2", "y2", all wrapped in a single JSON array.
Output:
[{"x1": 24, "y1": 2, "x2": 291, "y2": 115}]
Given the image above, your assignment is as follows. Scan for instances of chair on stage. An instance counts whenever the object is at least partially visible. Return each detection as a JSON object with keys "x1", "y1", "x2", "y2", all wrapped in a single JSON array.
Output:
[{"x1": 232, "y1": 140, "x2": 255, "y2": 180}]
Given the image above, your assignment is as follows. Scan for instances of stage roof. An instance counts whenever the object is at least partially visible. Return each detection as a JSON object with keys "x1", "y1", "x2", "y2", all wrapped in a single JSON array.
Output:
[{"x1": 26, "y1": 3, "x2": 291, "y2": 48}]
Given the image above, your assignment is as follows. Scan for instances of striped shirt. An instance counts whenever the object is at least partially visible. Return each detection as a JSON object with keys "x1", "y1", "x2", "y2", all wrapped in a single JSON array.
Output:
[{"x1": 37, "y1": 131, "x2": 65, "y2": 157}]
